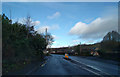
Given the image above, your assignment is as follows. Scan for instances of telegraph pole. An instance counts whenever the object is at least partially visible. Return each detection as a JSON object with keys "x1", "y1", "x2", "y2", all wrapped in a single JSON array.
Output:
[
  {"x1": 80, "y1": 42, "x2": 81, "y2": 55},
  {"x1": 45, "y1": 28, "x2": 47, "y2": 43},
  {"x1": 45, "y1": 28, "x2": 48, "y2": 53},
  {"x1": 118, "y1": 2, "x2": 120, "y2": 44}
]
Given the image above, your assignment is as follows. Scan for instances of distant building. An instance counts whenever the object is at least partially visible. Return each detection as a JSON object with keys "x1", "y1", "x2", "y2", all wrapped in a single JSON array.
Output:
[{"x1": 103, "y1": 31, "x2": 120, "y2": 42}]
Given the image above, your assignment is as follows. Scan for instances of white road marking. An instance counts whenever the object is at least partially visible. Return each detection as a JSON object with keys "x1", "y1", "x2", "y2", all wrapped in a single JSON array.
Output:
[
  {"x1": 65, "y1": 58, "x2": 111, "y2": 76},
  {"x1": 72, "y1": 59, "x2": 111, "y2": 75},
  {"x1": 41, "y1": 63, "x2": 46, "y2": 67},
  {"x1": 66, "y1": 59, "x2": 101, "y2": 76}
]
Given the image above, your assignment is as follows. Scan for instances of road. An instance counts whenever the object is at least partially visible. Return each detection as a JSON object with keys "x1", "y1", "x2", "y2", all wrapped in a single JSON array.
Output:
[{"x1": 30, "y1": 54, "x2": 119, "y2": 76}]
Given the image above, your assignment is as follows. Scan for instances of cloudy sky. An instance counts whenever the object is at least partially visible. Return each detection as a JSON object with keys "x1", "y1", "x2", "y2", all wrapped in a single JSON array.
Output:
[{"x1": 2, "y1": 2, "x2": 118, "y2": 48}]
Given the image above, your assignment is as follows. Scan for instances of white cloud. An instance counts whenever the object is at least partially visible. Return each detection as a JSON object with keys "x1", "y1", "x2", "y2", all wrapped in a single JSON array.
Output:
[
  {"x1": 53, "y1": 41, "x2": 56, "y2": 44},
  {"x1": 32, "y1": 21, "x2": 40, "y2": 26},
  {"x1": 72, "y1": 39, "x2": 80, "y2": 43},
  {"x1": 47, "y1": 12, "x2": 60, "y2": 19},
  {"x1": 69, "y1": 16, "x2": 118, "y2": 40},
  {"x1": 52, "y1": 35, "x2": 56, "y2": 39},
  {"x1": 51, "y1": 44, "x2": 68, "y2": 48},
  {"x1": 52, "y1": 34, "x2": 60, "y2": 40},
  {"x1": 37, "y1": 24, "x2": 60, "y2": 33},
  {"x1": 52, "y1": 34, "x2": 59, "y2": 39},
  {"x1": 37, "y1": 26, "x2": 50, "y2": 33},
  {"x1": 70, "y1": 39, "x2": 80, "y2": 46},
  {"x1": 51, "y1": 45, "x2": 61, "y2": 48},
  {"x1": 84, "y1": 18, "x2": 94, "y2": 23},
  {"x1": 12, "y1": 18, "x2": 25, "y2": 24},
  {"x1": 12, "y1": 18, "x2": 59, "y2": 33},
  {"x1": 12, "y1": 18, "x2": 40, "y2": 26}
]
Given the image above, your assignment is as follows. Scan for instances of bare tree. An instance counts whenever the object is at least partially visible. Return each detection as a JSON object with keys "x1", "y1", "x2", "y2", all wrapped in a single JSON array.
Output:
[{"x1": 23, "y1": 15, "x2": 33, "y2": 39}]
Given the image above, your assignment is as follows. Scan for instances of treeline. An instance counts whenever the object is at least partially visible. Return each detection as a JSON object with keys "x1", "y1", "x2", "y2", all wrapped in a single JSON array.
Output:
[
  {"x1": 74, "y1": 44, "x2": 96, "y2": 56},
  {"x1": 73, "y1": 31, "x2": 120, "y2": 61},
  {"x1": 74, "y1": 40, "x2": 120, "y2": 55},
  {"x1": 2, "y1": 14, "x2": 53, "y2": 74}
]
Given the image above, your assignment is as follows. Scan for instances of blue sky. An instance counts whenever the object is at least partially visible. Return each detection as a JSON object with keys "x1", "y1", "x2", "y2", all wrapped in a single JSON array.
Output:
[{"x1": 2, "y1": 2, "x2": 118, "y2": 48}]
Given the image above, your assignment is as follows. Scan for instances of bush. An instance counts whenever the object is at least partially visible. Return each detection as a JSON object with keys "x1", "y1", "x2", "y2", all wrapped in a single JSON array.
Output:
[{"x1": 2, "y1": 14, "x2": 53, "y2": 74}]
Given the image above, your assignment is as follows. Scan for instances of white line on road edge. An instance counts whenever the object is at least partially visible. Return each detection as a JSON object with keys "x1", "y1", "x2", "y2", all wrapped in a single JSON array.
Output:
[
  {"x1": 41, "y1": 63, "x2": 46, "y2": 67},
  {"x1": 72, "y1": 59, "x2": 111, "y2": 75},
  {"x1": 69, "y1": 61, "x2": 101, "y2": 76},
  {"x1": 66, "y1": 60, "x2": 100, "y2": 75},
  {"x1": 67, "y1": 58, "x2": 111, "y2": 76}
]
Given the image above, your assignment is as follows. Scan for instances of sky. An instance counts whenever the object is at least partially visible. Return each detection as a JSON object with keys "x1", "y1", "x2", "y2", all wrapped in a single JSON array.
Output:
[{"x1": 2, "y1": 2, "x2": 118, "y2": 48}]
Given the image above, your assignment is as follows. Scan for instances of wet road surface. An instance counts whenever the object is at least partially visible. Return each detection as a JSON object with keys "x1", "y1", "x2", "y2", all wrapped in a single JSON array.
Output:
[{"x1": 30, "y1": 54, "x2": 119, "y2": 76}]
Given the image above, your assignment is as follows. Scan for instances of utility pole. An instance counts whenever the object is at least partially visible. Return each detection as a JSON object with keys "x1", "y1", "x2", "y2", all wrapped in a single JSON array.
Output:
[
  {"x1": 80, "y1": 42, "x2": 81, "y2": 55},
  {"x1": 68, "y1": 45, "x2": 70, "y2": 54},
  {"x1": 45, "y1": 28, "x2": 47, "y2": 43},
  {"x1": 45, "y1": 28, "x2": 48, "y2": 53},
  {"x1": 118, "y1": 5, "x2": 120, "y2": 44}
]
